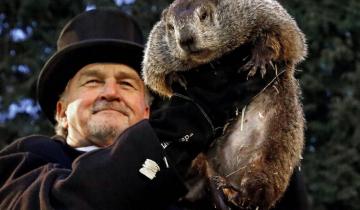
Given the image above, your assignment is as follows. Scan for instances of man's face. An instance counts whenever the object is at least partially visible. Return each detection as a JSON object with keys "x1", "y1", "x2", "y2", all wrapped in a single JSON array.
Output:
[{"x1": 56, "y1": 63, "x2": 150, "y2": 147}]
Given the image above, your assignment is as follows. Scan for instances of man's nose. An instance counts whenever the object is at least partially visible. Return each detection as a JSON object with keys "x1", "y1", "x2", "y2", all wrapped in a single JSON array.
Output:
[{"x1": 99, "y1": 80, "x2": 121, "y2": 101}]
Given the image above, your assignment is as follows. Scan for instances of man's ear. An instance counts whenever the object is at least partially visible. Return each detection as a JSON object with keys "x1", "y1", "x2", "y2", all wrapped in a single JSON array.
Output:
[
  {"x1": 144, "y1": 106, "x2": 150, "y2": 119},
  {"x1": 56, "y1": 100, "x2": 68, "y2": 128}
]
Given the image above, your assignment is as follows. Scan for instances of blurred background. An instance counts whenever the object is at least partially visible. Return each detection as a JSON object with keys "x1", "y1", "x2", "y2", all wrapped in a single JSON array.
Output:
[{"x1": 0, "y1": 0, "x2": 359, "y2": 209}]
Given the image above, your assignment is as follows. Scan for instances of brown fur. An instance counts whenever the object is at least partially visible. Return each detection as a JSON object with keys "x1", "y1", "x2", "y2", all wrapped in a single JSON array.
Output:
[{"x1": 142, "y1": 0, "x2": 307, "y2": 209}]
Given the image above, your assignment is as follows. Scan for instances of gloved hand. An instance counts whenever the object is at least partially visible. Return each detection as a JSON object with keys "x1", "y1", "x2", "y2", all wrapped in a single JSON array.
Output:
[
  {"x1": 172, "y1": 68, "x2": 238, "y2": 136},
  {"x1": 174, "y1": 61, "x2": 275, "y2": 135},
  {"x1": 150, "y1": 93, "x2": 214, "y2": 177}
]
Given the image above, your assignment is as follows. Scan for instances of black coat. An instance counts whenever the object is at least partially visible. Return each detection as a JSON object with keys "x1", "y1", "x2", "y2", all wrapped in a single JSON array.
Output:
[
  {"x1": 0, "y1": 119, "x2": 309, "y2": 210},
  {"x1": 0, "y1": 120, "x2": 187, "y2": 210}
]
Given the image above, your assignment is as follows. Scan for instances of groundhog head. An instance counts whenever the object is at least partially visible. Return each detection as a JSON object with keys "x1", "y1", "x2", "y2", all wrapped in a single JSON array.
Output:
[
  {"x1": 143, "y1": 0, "x2": 231, "y2": 97},
  {"x1": 143, "y1": 0, "x2": 307, "y2": 97},
  {"x1": 163, "y1": 0, "x2": 220, "y2": 64},
  {"x1": 162, "y1": 0, "x2": 256, "y2": 64}
]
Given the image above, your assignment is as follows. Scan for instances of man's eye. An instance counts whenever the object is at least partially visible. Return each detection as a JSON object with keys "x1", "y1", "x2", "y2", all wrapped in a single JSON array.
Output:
[
  {"x1": 83, "y1": 79, "x2": 101, "y2": 86},
  {"x1": 120, "y1": 81, "x2": 135, "y2": 88}
]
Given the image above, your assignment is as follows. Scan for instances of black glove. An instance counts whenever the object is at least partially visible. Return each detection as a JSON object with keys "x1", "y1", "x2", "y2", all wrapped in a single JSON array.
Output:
[
  {"x1": 173, "y1": 60, "x2": 275, "y2": 135},
  {"x1": 150, "y1": 94, "x2": 214, "y2": 177},
  {"x1": 172, "y1": 68, "x2": 238, "y2": 135}
]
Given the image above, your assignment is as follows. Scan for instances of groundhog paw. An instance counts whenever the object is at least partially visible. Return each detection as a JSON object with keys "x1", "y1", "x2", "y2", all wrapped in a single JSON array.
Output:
[
  {"x1": 242, "y1": 54, "x2": 272, "y2": 80},
  {"x1": 241, "y1": 32, "x2": 281, "y2": 80}
]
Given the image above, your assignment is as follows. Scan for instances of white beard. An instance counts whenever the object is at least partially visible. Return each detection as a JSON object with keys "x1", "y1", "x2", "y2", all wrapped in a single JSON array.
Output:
[
  {"x1": 88, "y1": 123, "x2": 120, "y2": 142},
  {"x1": 86, "y1": 116, "x2": 128, "y2": 146}
]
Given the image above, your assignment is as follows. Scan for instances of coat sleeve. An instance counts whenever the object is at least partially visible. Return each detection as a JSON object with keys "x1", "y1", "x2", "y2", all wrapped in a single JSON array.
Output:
[{"x1": 0, "y1": 120, "x2": 187, "y2": 210}]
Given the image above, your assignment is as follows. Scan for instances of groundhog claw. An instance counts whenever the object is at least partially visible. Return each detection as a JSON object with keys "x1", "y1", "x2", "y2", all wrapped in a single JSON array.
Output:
[
  {"x1": 260, "y1": 65, "x2": 267, "y2": 78},
  {"x1": 242, "y1": 54, "x2": 272, "y2": 80}
]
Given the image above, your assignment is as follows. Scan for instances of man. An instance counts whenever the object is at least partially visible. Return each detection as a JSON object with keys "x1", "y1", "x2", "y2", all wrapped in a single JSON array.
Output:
[{"x1": 0, "y1": 8, "x2": 308, "y2": 210}]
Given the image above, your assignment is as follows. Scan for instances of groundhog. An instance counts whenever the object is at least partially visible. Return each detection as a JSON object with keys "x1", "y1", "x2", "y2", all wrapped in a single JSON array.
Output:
[{"x1": 142, "y1": 0, "x2": 307, "y2": 209}]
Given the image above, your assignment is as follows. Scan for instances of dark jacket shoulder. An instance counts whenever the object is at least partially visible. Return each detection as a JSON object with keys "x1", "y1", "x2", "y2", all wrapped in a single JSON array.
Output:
[{"x1": 0, "y1": 134, "x2": 82, "y2": 169}]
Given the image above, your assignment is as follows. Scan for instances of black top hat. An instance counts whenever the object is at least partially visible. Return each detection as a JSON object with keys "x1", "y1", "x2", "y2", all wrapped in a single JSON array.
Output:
[{"x1": 37, "y1": 8, "x2": 144, "y2": 125}]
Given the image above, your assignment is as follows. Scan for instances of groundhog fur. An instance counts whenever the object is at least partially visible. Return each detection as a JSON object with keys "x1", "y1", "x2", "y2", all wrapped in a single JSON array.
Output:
[{"x1": 142, "y1": 0, "x2": 307, "y2": 209}]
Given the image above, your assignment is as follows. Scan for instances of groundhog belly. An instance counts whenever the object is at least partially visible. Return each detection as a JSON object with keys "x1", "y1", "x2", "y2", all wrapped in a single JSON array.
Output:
[
  {"x1": 207, "y1": 91, "x2": 273, "y2": 182},
  {"x1": 220, "y1": 99, "x2": 269, "y2": 177}
]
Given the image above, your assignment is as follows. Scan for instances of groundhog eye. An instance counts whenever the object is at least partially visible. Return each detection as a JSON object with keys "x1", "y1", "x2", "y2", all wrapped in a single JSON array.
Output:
[
  {"x1": 167, "y1": 23, "x2": 174, "y2": 31},
  {"x1": 199, "y1": 11, "x2": 208, "y2": 21}
]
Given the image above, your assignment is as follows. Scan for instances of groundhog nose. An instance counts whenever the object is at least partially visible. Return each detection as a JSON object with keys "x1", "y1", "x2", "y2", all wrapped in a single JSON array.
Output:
[{"x1": 179, "y1": 35, "x2": 196, "y2": 52}]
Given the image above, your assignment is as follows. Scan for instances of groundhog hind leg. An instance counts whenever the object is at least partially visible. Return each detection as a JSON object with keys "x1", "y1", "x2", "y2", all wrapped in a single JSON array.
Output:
[{"x1": 211, "y1": 82, "x2": 304, "y2": 209}]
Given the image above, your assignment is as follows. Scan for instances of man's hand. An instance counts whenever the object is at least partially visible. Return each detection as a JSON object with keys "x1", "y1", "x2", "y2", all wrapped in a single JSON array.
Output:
[{"x1": 174, "y1": 63, "x2": 274, "y2": 134}]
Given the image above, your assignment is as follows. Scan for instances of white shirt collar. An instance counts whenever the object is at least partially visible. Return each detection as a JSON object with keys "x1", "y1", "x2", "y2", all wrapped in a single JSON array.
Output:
[{"x1": 75, "y1": 145, "x2": 100, "y2": 152}]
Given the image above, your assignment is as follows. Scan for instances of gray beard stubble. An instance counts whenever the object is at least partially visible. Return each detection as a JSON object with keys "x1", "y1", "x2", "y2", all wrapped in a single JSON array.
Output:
[{"x1": 87, "y1": 121, "x2": 122, "y2": 144}]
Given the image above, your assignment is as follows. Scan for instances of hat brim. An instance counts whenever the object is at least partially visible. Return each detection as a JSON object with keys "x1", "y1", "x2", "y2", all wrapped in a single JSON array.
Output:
[{"x1": 37, "y1": 39, "x2": 144, "y2": 125}]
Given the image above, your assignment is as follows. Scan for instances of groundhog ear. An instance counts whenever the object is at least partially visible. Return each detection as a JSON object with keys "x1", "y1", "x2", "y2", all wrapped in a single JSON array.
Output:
[
  {"x1": 161, "y1": 8, "x2": 169, "y2": 20},
  {"x1": 210, "y1": 0, "x2": 219, "y2": 5}
]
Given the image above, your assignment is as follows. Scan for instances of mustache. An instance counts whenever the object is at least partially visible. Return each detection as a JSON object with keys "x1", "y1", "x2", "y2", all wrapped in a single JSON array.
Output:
[{"x1": 92, "y1": 100, "x2": 129, "y2": 115}]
